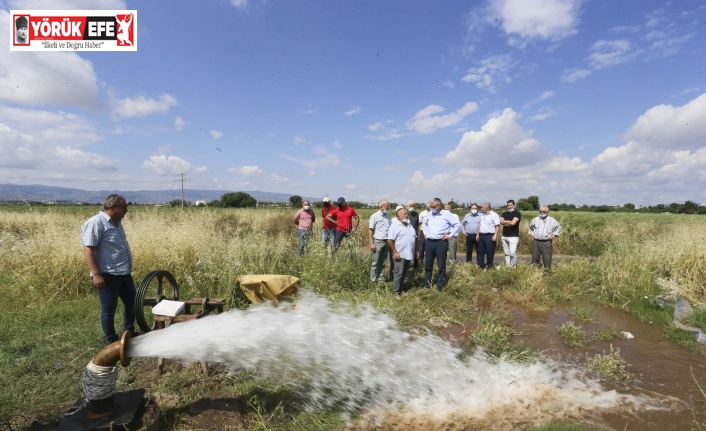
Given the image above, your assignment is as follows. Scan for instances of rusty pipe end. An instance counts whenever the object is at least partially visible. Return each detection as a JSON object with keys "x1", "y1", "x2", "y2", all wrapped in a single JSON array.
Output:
[{"x1": 92, "y1": 331, "x2": 133, "y2": 368}]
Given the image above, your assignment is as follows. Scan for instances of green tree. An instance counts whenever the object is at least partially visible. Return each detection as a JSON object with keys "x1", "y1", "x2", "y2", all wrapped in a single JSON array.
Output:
[
  {"x1": 624, "y1": 203, "x2": 635, "y2": 210},
  {"x1": 289, "y1": 195, "x2": 303, "y2": 207},
  {"x1": 220, "y1": 192, "x2": 257, "y2": 208},
  {"x1": 517, "y1": 195, "x2": 539, "y2": 211},
  {"x1": 680, "y1": 200, "x2": 699, "y2": 214}
]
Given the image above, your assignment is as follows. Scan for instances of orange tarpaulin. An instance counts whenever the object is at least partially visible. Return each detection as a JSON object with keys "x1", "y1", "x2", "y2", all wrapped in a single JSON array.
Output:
[{"x1": 237, "y1": 275, "x2": 299, "y2": 304}]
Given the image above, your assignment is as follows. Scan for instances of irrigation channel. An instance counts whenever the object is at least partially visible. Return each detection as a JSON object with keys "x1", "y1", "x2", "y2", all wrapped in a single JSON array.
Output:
[{"x1": 118, "y1": 292, "x2": 704, "y2": 430}]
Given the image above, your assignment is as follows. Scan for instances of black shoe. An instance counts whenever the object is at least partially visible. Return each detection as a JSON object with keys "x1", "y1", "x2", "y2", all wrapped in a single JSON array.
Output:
[{"x1": 436, "y1": 287, "x2": 443, "y2": 293}]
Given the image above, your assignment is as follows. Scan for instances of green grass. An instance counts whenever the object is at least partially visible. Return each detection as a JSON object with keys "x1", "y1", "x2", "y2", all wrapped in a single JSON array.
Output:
[
  {"x1": 1, "y1": 207, "x2": 705, "y2": 430},
  {"x1": 557, "y1": 321, "x2": 586, "y2": 348},
  {"x1": 586, "y1": 345, "x2": 632, "y2": 383}
]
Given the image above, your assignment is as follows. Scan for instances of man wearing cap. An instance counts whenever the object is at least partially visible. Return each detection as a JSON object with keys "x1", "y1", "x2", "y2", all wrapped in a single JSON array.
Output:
[
  {"x1": 15, "y1": 16, "x2": 29, "y2": 44},
  {"x1": 387, "y1": 206, "x2": 417, "y2": 298},
  {"x1": 368, "y1": 199, "x2": 392, "y2": 283},
  {"x1": 293, "y1": 200, "x2": 315, "y2": 256},
  {"x1": 422, "y1": 198, "x2": 461, "y2": 292},
  {"x1": 325, "y1": 197, "x2": 359, "y2": 252},
  {"x1": 321, "y1": 197, "x2": 336, "y2": 253}
]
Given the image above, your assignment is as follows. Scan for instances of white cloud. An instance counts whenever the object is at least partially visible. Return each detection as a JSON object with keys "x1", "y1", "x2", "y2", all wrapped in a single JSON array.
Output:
[
  {"x1": 142, "y1": 154, "x2": 206, "y2": 176},
  {"x1": 230, "y1": 0, "x2": 247, "y2": 8},
  {"x1": 489, "y1": 0, "x2": 580, "y2": 46},
  {"x1": 0, "y1": 12, "x2": 101, "y2": 108},
  {"x1": 462, "y1": 54, "x2": 516, "y2": 92},
  {"x1": 280, "y1": 145, "x2": 340, "y2": 169},
  {"x1": 443, "y1": 80, "x2": 456, "y2": 89},
  {"x1": 174, "y1": 116, "x2": 188, "y2": 131},
  {"x1": 588, "y1": 39, "x2": 633, "y2": 69},
  {"x1": 0, "y1": 106, "x2": 102, "y2": 169},
  {"x1": 561, "y1": 68, "x2": 591, "y2": 83},
  {"x1": 112, "y1": 94, "x2": 178, "y2": 118},
  {"x1": 293, "y1": 136, "x2": 306, "y2": 146},
  {"x1": 345, "y1": 184, "x2": 356, "y2": 190},
  {"x1": 368, "y1": 122, "x2": 382, "y2": 131},
  {"x1": 210, "y1": 130, "x2": 223, "y2": 139},
  {"x1": 345, "y1": 106, "x2": 361, "y2": 116},
  {"x1": 332, "y1": 140, "x2": 343, "y2": 150},
  {"x1": 228, "y1": 165, "x2": 262, "y2": 177},
  {"x1": 525, "y1": 106, "x2": 558, "y2": 122},
  {"x1": 624, "y1": 93, "x2": 706, "y2": 151},
  {"x1": 270, "y1": 173, "x2": 288, "y2": 184},
  {"x1": 55, "y1": 146, "x2": 117, "y2": 170},
  {"x1": 406, "y1": 102, "x2": 479, "y2": 134},
  {"x1": 441, "y1": 108, "x2": 546, "y2": 168}
]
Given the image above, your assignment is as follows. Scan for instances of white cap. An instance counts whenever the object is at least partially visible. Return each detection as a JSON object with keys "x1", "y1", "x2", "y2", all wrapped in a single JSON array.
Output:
[{"x1": 323, "y1": 197, "x2": 330, "y2": 202}]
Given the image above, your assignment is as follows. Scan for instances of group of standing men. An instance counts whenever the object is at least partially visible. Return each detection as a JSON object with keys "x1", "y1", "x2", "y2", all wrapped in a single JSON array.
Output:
[{"x1": 296, "y1": 196, "x2": 563, "y2": 297}]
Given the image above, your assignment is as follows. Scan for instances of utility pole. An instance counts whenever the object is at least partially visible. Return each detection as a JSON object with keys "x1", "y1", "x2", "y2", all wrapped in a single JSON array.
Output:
[{"x1": 173, "y1": 173, "x2": 191, "y2": 211}]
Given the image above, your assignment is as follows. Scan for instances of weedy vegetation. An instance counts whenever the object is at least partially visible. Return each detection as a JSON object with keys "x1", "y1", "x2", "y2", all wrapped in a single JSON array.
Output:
[{"x1": 0, "y1": 205, "x2": 704, "y2": 430}]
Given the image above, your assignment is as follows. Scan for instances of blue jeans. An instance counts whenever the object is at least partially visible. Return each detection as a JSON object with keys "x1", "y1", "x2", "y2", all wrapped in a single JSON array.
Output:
[
  {"x1": 298, "y1": 228, "x2": 313, "y2": 255},
  {"x1": 322, "y1": 228, "x2": 336, "y2": 251},
  {"x1": 477, "y1": 233, "x2": 496, "y2": 269},
  {"x1": 97, "y1": 273, "x2": 136, "y2": 344},
  {"x1": 424, "y1": 238, "x2": 448, "y2": 290}
]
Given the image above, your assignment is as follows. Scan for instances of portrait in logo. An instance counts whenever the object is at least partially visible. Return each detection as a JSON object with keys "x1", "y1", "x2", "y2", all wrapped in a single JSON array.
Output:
[{"x1": 15, "y1": 15, "x2": 29, "y2": 44}]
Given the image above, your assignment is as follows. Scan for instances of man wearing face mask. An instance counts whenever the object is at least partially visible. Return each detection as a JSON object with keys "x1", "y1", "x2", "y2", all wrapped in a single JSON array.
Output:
[
  {"x1": 475, "y1": 202, "x2": 500, "y2": 269},
  {"x1": 417, "y1": 202, "x2": 432, "y2": 266},
  {"x1": 406, "y1": 201, "x2": 420, "y2": 268},
  {"x1": 422, "y1": 198, "x2": 461, "y2": 292},
  {"x1": 368, "y1": 199, "x2": 392, "y2": 283},
  {"x1": 326, "y1": 197, "x2": 360, "y2": 252},
  {"x1": 294, "y1": 200, "x2": 316, "y2": 256},
  {"x1": 500, "y1": 199, "x2": 522, "y2": 267},
  {"x1": 461, "y1": 203, "x2": 482, "y2": 265},
  {"x1": 528, "y1": 205, "x2": 562, "y2": 271},
  {"x1": 387, "y1": 206, "x2": 417, "y2": 298},
  {"x1": 321, "y1": 197, "x2": 336, "y2": 253}
]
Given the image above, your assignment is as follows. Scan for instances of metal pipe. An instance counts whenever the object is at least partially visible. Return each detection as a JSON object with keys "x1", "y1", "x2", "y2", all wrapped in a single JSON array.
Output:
[{"x1": 91, "y1": 330, "x2": 133, "y2": 368}]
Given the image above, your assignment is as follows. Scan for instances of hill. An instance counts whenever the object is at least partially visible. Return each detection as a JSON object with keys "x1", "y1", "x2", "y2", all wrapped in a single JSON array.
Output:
[{"x1": 0, "y1": 184, "x2": 318, "y2": 205}]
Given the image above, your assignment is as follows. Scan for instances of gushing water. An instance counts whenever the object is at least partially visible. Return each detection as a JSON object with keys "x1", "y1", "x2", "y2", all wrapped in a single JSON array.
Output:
[{"x1": 128, "y1": 292, "x2": 666, "y2": 429}]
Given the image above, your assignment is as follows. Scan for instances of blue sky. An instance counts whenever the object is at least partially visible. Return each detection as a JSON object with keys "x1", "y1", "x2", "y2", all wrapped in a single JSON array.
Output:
[{"x1": 1, "y1": 0, "x2": 705, "y2": 206}]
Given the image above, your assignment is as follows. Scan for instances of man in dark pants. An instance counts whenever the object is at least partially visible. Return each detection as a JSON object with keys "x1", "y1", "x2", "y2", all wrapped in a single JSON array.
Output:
[
  {"x1": 81, "y1": 194, "x2": 137, "y2": 344},
  {"x1": 422, "y1": 198, "x2": 461, "y2": 292},
  {"x1": 461, "y1": 203, "x2": 481, "y2": 264},
  {"x1": 475, "y1": 202, "x2": 500, "y2": 269}
]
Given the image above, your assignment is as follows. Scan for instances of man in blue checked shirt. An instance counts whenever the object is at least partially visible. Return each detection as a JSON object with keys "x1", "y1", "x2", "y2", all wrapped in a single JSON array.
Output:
[
  {"x1": 81, "y1": 194, "x2": 137, "y2": 345},
  {"x1": 422, "y1": 198, "x2": 461, "y2": 292}
]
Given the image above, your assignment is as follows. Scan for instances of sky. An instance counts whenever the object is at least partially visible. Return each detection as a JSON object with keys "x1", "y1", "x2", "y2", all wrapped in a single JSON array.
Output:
[{"x1": 1, "y1": 0, "x2": 705, "y2": 206}]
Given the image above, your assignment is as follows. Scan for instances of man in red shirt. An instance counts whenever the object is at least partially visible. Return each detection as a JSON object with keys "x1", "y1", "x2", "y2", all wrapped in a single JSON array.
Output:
[
  {"x1": 325, "y1": 197, "x2": 360, "y2": 252},
  {"x1": 321, "y1": 197, "x2": 336, "y2": 253}
]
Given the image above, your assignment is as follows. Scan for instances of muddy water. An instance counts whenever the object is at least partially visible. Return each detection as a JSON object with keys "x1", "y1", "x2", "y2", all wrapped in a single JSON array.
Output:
[{"x1": 509, "y1": 304, "x2": 706, "y2": 431}]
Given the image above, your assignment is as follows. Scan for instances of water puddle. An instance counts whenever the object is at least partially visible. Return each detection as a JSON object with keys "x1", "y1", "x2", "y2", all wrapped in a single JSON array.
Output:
[
  {"x1": 508, "y1": 304, "x2": 706, "y2": 431},
  {"x1": 126, "y1": 293, "x2": 685, "y2": 430}
]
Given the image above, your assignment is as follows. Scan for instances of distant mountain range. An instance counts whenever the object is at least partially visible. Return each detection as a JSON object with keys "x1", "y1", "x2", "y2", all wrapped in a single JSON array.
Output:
[{"x1": 0, "y1": 184, "x2": 318, "y2": 205}]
